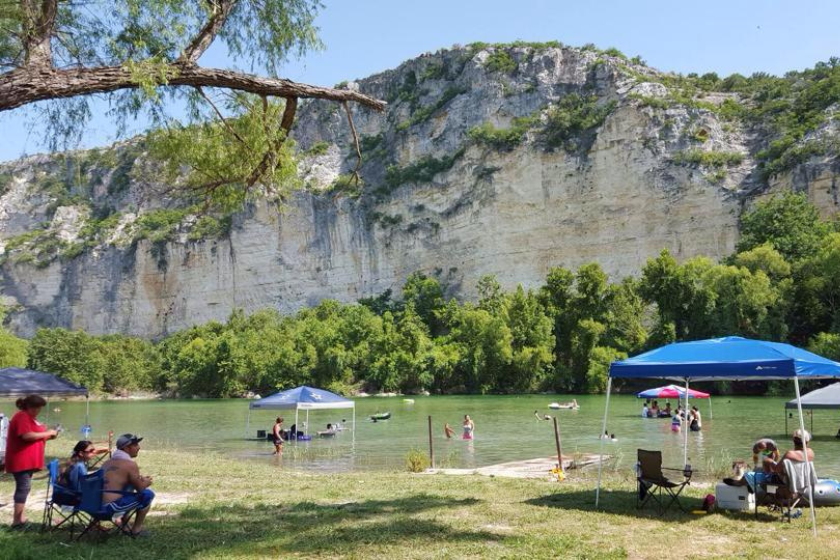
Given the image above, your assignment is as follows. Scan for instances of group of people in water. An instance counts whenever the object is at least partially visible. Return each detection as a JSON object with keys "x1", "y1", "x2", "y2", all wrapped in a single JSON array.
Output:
[
  {"x1": 444, "y1": 415, "x2": 475, "y2": 440},
  {"x1": 642, "y1": 400, "x2": 703, "y2": 432},
  {"x1": 3, "y1": 394, "x2": 155, "y2": 534}
]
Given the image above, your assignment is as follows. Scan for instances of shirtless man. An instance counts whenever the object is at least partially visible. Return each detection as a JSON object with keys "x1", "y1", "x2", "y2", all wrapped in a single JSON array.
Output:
[
  {"x1": 771, "y1": 429, "x2": 815, "y2": 475},
  {"x1": 101, "y1": 434, "x2": 155, "y2": 536}
]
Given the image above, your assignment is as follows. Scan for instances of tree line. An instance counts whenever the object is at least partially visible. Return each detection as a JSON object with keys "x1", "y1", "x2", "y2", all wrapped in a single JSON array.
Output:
[{"x1": 1, "y1": 192, "x2": 839, "y2": 397}]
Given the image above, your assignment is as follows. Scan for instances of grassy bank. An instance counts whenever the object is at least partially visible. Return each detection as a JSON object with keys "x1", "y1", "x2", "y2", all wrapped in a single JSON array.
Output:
[{"x1": 2, "y1": 450, "x2": 840, "y2": 559}]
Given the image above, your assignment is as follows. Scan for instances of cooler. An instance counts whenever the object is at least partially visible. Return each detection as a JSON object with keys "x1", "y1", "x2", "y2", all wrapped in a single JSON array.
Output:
[{"x1": 715, "y1": 482, "x2": 755, "y2": 511}]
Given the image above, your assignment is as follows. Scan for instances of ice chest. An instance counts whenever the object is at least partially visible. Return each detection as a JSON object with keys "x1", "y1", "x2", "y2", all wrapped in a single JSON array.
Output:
[{"x1": 715, "y1": 482, "x2": 755, "y2": 511}]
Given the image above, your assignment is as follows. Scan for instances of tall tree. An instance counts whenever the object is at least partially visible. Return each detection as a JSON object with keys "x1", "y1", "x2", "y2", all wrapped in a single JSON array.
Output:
[{"x1": 0, "y1": 1, "x2": 385, "y2": 206}]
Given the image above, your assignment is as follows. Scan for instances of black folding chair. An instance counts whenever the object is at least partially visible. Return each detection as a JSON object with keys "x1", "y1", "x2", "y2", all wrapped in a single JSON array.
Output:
[{"x1": 636, "y1": 449, "x2": 692, "y2": 515}]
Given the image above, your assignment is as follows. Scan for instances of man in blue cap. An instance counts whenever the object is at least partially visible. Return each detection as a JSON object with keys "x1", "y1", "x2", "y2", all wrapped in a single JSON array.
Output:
[{"x1": 100, "y1": 433, "x2": 155, "y2": 536}]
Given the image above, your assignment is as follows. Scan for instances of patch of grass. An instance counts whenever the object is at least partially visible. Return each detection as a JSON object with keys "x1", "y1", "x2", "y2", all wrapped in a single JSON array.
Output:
[{"x1": 671, "y1": 149, "x2": 745, "y2": 168}]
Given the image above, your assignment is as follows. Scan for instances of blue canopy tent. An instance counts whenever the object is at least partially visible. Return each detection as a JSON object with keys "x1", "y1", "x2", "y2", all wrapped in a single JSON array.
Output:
[
  {"x1": 596, "y1": 337, "x2": 840, "y2": 535},
  {"x1": 246, "y1": 386, "x2": 355, "y2": 438}
]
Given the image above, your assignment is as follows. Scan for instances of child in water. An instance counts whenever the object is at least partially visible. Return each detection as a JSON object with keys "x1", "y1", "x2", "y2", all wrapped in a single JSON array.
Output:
[{"x1": 444, "y1": 423, "x2": 455, "y2": 439}]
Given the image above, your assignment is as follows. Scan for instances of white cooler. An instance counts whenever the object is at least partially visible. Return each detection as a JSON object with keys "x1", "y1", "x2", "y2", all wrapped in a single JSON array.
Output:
[{"x1": 715, "y1": 482, "x2": 755, "y2": 511}]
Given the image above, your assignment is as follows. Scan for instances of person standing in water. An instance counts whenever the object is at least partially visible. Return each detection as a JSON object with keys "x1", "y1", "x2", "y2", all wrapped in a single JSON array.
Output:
[
  {"x1": 272, "y1": 417, "x2": 284, "y2": 455},
  {"x1": 462, "y1": 415, "x2": 475, "y2": 440}
]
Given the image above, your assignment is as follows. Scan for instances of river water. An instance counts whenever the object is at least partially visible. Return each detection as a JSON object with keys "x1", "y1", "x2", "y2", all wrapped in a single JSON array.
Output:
[{"x1": 2, "y1": 395, "x2": 839, "y2": 476}]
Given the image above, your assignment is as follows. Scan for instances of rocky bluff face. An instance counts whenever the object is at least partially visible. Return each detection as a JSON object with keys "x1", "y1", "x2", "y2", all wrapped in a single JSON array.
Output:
[{"x1": 1, "y1": 44, "x2": 838, "y2": 338}]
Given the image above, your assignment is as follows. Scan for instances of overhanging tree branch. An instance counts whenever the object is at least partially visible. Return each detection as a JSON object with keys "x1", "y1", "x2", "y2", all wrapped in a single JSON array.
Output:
[{"x1": 0, "y1": 65, "x2": 385, "y2": 112}]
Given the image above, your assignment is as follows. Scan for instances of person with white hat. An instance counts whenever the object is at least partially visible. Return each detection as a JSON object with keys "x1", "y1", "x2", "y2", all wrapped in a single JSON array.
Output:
[{"x1": 771, "y1": 429, "x2": 814, "y2": 475}]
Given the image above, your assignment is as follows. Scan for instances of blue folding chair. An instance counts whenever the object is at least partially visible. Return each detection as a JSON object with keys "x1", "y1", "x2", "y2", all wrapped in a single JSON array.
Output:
[
  {"x1": 75, "y1": 470, "x2": 142, "y2": 540},
  {"x1": 41, "y1": 459, "x2": 83, "y2": 533}
]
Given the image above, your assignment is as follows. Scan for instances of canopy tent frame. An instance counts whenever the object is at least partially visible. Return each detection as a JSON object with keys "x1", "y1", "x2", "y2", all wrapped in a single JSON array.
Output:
[
  {"x1": 783, "y1": 382, "x2": 840, "y2": 434},
  {"x1": 595, "y1": 336, "x2": 840, "y2": 537},
  {"x1": 245, "y1": 386, "x2": 356, "y2": 442}
]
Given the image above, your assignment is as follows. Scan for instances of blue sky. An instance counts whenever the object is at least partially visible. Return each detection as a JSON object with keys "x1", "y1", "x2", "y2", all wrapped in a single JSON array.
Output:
[{"x1": 1, "y1": 0, "x2": 838, "y2": 162}]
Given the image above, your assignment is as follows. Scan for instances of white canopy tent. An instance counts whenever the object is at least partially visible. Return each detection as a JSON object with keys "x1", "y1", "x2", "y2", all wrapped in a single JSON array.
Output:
[{"x1": 246, "y1": 386, "x2": 355, "y2": 439}]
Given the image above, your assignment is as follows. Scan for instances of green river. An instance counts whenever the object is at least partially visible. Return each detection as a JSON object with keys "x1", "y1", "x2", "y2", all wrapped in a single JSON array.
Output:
[{"x1": 3, "y1": 395, "x2": 839, "y2": 476}]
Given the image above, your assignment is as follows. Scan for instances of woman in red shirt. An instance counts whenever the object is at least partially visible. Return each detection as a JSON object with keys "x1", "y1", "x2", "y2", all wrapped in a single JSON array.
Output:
[{"x1": 4, "y1": 394, "x2": 57, "y2": 529}]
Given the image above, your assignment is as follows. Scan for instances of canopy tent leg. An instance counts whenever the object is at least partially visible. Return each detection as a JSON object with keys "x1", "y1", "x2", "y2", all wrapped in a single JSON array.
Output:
[
  {"x1": 85, "y1": 396, "x2": 90, "y2": 429},
  {"x1": 306, "y1": 409, "x2": 309, "y2": 436},
  {"x1": 245, "y1": 408, "x2": 251, "y2": 438},
  {"x1": 810, "y1": 410, "x2": 813, "y2": 433},
  {"x1": 683, "y1": 379, "x2": 690, "y2": 468},
  {"x1": 595, "y1": 377, "x2": 613, "y2": 507},
  {"x1": 352, "y1": 406, "x2": 356, "y2": 444},
  {"x1": 708, "y1": 396, "x2": 713, "y2": 419},
  {"x1": 785, "y1": 408, "x2": 789, "y2": 435},
  {"x1": 295, "y1": 408, "x2": 299, "y2": 440},
  {"x1": 794, "y1": 377, "x2": 818, "y2": 536}
]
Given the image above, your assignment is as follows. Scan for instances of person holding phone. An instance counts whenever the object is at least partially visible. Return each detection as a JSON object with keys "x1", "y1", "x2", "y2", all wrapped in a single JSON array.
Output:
[{"x1": 4, "y1": 394, "x2": 58, "y2": 529}]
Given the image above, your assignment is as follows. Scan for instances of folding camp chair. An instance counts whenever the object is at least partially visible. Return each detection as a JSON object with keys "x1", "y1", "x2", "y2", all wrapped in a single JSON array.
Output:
[
  {"x1": 41, "y1": 459, "x2": 84, "y2": 533},
  {"x1": 636, "y1": 449, "x2": 692, "y2": 515},
  {"x1": 755, "y1": 459, "x2": 816, "y2": 522},
  {"x1": 74, "y1": 470, "x2": 140, "y2": 541},
  {"x1": 87, "y1": 431, "x2": 114, "y2": 469}
]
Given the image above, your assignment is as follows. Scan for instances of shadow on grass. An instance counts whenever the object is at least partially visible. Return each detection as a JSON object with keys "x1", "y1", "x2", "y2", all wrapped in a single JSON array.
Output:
[
  {"x1": 0, "y1": 494, "x2": 495, "y2": 559},
  {"x1": 525, "y1": 488, "x2": 705, "y2": 521}
]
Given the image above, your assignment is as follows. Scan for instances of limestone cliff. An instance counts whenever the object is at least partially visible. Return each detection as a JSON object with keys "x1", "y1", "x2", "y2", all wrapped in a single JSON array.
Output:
[{"x1": 1, "y1": 43, "x2": 838, "y2": 338}]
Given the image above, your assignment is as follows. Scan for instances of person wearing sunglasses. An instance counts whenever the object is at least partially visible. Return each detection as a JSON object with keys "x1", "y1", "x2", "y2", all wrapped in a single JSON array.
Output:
[{"x1": 58, "y1": 440, "x2": 97, "y2": 494}]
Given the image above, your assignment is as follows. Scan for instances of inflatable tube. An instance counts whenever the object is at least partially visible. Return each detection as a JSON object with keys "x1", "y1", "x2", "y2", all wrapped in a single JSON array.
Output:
[
  {"x1": 548, "y1": 403, "x2": 561, "y2": 410},
  {"x1": 814, "y1": 479, "x2": 840, "y2": 506},
  {"x1": 370, "y1": 412, "x2": 391, "y2": 421}
]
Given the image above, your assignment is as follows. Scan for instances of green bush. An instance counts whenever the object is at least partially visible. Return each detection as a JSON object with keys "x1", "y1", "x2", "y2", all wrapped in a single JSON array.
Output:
[
  {"x1": 484, "y1": 51, "x2": 516, "y2": 73},
  {"x1": 326, "y1": 174, "x2": 363, "y2": 198},
  {"x1": 133, "y1": 208, "x2": 190, "y2": 243},
  {"x1": 384, "y1": 148, "x2": 466, "y2": 190},
  {"x1": 405, "y1": 448, "x2": 431, "y2": 472},
  {"x1": 468, "y1": 114, "x2": 539, "y2": 151},
  {"x1": 671, "y1": 150, "x2": 744, "y2": 168},
  {"x1": 304, "y1": 141, "x2": 330, "y2": 156},
  {"x1": 541, "y1": 94, "x2": 616, "y2": 152},
  {"x1": 187, "y1": 215, "x2": 233, "y2": 241}
]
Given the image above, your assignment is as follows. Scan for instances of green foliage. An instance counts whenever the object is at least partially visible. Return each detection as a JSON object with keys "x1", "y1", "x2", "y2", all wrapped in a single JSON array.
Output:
[
  {"x1": 0, "y1": 306, "x2": 27, "y2": 368},
  {"x1": 408, "y1": 87, "x2": 467, "y2": 126},
  {"x1": 187, "y1": 215, "x2": 233, "y2": 241},
  {"x1": 671, "y1": 149, "x2": 744, "y2": 168},
  {"x1": 737, "y1": 192, "x2": 829, "y2": 262},
  {"x1": 304, "y1": 141, "x2": 330, "y2": 156},
  {"x1": 133, "y1": 208, "x2": 190, "y2": 243},
  {"x1": 541, "y1": 94, "x2": 616, "y2": 152},
  {"x1": 384, "y1": 148, "x2": 466, "y2": 191},
  {"x1": 405, "y1": 448, "x2": 430, "y2": 472},
  {"x1": 484, "y1": 51, "x2": 517, "y2": 74},
  {"x1": 602, "y1": 47, "x2": 627, "y2": 60},
  {"x1": 628, "y1": 94, "x2": 670, "y2": 110},
  {"x1": 326, "y1": 174, "x2": 363, "y2": 198},
  {"x1": 468, "y1": 114, "x2": 540, "y2": 151},
  {"x1": 146, "y1": 96, "x2": 301, "y2": 212}
]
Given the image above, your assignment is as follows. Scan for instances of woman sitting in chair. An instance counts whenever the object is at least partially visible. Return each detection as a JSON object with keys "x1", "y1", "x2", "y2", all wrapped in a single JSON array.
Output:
[{"x1": 58, "y1": 440, "x2": 98, "y2": 493}]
